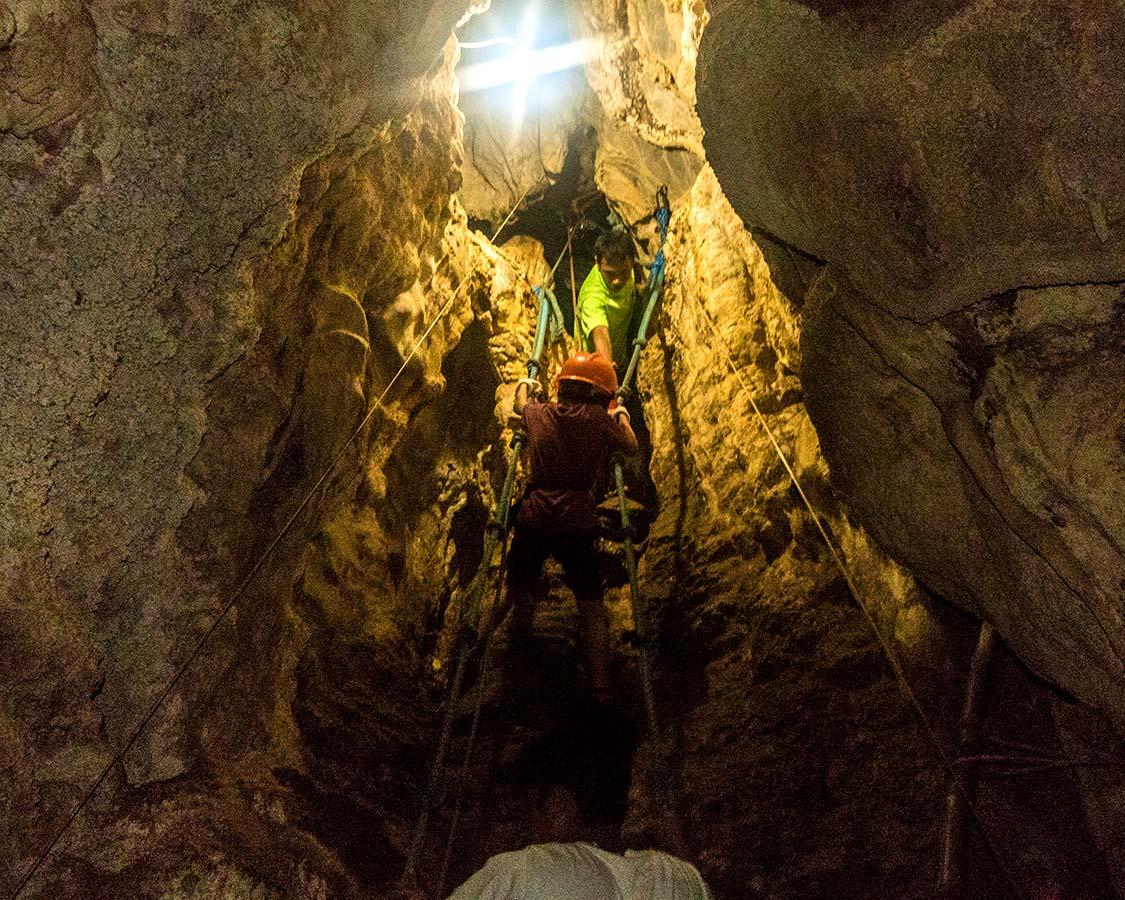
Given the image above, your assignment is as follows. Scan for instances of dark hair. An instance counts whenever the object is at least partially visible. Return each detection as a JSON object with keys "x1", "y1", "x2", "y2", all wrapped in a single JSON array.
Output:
[
  {"x1": 594, "y1": 230, "x2": 635, "y2": 265},
  {"x1": 558, "y1": 378, "x2": 613, "y2": 406},
  {"x1": 514, "y1": 704, "x2": 636, "y2": 827}
]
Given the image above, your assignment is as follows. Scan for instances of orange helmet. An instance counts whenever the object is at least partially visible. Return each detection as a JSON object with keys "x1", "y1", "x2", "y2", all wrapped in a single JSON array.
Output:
[{"x1": 556, "y1": 351, "x2": 617, "y2": 398}]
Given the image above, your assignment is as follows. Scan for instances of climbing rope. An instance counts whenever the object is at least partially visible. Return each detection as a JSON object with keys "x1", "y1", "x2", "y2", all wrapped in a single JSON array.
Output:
[
  {"x1": 681, "y1": 293, "x2": 1032, "y2": 900},
  {"x1": 568, "y1": 236, "x2": 579, "y2": 343},
  {"x1": 402, "y1": 281, "x2": 555, "y2": 888},
  {"x1": 606, "y1": 186, "x2": 687, "y2": 853},
  {"x1": 618, "y1": 186, "x2": 671, "y2": 403},
  {"x1": 11, "y1": 189, "x2": 535, "y2": 900},
  {"x1": 434, "y1": 538, "x2": 510, "y2": 899}
]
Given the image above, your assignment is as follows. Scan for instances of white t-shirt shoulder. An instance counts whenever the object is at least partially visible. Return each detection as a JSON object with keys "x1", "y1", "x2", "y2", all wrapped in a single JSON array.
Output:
[
  {"x1": 446, "y1": 842, "x2": 623, "y2": 900},
  {"x1": 621, "y1": 849, "x2": 715, "y2": 900}
]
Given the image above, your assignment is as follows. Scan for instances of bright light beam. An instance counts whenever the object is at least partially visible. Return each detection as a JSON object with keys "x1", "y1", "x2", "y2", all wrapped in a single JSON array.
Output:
[
  {"x1": 457, "y1": 37, "x2": 599, "y2": 93},
  {"x1": 458, "y1": 37, "x2": 520, "y2": 50},
  {"x1": 510, "y1": 3, "x2": 538, "y2": 133}
]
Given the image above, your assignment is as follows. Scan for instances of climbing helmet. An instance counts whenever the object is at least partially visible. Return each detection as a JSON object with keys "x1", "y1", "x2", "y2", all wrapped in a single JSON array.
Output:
[{"x1": 556, "y1": 351, "x2": 618, "y2": 399}]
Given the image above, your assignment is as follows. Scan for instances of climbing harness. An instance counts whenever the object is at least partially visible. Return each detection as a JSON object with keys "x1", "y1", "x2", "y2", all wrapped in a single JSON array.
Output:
[
  {"x1": 678, "y1": 290, "x2": 1033, "y2": 900},
  {"x1": 11, "y1": 187, "x2": 538, "y2": 900}
]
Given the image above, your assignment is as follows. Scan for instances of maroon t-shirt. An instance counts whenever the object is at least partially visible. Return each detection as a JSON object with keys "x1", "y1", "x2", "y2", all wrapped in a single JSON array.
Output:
[{"x1": 517, "y1": 401, "x2": 635, "y2": 533}]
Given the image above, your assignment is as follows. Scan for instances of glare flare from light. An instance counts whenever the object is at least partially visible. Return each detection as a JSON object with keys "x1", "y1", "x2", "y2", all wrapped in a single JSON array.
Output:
[
  {"x1": 510, "y1": 3, "x2": 538, "y2": 133},
  {"x1": 457, "y1": 37, "x2": 599, "y2": 94}
]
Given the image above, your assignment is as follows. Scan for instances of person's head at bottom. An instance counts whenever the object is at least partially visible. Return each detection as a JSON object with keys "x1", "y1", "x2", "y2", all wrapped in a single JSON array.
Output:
[
  {"x1": 518, "y1": 704, "x2": 635, "y2": 849},
  {"x1": 533, "y1": 783, "x2": 584, "y2": 844}
]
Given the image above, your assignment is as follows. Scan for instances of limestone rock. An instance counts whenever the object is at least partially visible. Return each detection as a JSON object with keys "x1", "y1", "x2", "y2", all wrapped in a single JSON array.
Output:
[
  {"x1": 7, "y1": 0, "x2": 1125, "y2": 895},
  {"x1": 698, "y1": 0, "x2": 1125, "y2": 316},
  {"x1": 572, "y1": 0, "x2": 706, "y2": 157},
  {"x1": 697, "y1": 0, "x2": 1125, "y2": 735},
  {"x1": 577, "y1": 0, "x2": 705, "y2": 240},
  {"x1": 457, "y1": 64, "x2": 596, "y2": 225},
  {"x1": 0, "y1": 0, "x2": 499, "y2": 892},
  {"x1": 633, "y1": 163, "x2": 949, "y2": 898}
]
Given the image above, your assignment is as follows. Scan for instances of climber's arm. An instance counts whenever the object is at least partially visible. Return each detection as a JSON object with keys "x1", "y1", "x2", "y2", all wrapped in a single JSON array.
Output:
[
  {"x1": 610, "y1": 405, "x2": 639, "y2": 453},
  {"x1": 590, "y1": 325, "x2": 613, "y2": 361}
]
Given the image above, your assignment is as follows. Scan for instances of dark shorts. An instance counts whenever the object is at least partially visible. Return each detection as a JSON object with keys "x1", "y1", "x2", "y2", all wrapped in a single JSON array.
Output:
[{"x1": 506, "y1": 526, "x2": 603, "y2": 601}]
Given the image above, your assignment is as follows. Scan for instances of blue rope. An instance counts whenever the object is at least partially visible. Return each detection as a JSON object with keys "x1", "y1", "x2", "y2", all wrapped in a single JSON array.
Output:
[{"x1": 618, "y1": 191, "x2": 672, "y2": 400}]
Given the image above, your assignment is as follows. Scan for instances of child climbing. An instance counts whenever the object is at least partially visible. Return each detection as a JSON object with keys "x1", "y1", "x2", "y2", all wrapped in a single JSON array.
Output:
[{"x1": 506, "y1": 351, "x2": 637, "y2": 702}]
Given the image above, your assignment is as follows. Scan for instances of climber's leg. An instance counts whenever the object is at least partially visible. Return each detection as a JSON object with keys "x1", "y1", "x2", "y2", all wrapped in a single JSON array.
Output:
[
  {"x1": 576, "y1": 595, "x2": 613, "y2": 702},
  {"x1": 556, "y1": 531, "x2": 613, "y2": 701}
]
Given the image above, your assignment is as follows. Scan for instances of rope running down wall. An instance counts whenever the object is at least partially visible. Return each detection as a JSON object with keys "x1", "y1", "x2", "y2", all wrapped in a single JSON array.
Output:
[{"x1": 11, "y1": 186, "x2": 535, "y2": 900}]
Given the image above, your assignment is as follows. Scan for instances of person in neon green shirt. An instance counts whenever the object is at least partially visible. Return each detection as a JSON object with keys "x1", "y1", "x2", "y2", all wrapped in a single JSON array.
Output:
[
  {"x1": 577, "y1": 230, "x2": 644, "y2": 373},
  {"x1": 575, "y1": 229, "x2": 658, "y2": 512}
]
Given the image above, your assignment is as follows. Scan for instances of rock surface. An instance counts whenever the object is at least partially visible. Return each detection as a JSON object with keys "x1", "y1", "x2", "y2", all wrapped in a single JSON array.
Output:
[
  {"x1": 5, "y1": 0, "x2": 1125, "y2": 896},
  {"x1": 0, "y1": 0, "x2": 524, "y2": 894},
  {"x1": 697, "y1": 0, "x2": 1125, "y2": 738}
]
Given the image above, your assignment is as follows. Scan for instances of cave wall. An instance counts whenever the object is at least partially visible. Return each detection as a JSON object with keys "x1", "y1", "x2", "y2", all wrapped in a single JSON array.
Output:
[
  {"x1": 634, "y1": 163, "x2": 950, "y2": 898},
  {"x1": 696, "y1": 0, "x2": 1125, "y2": 736},
  {"x1": 538, "y1": 5, "x2": 949, "y2": 890},
  {"x1": 0, "y1": 0, "x2": 545, "y2": 894},
  {"x1": 693, "y1": 1, "x2": 1125, "y2": 894},
  {"x1": 6, "y1": 0, "x2": 1125, "y2": 896}
]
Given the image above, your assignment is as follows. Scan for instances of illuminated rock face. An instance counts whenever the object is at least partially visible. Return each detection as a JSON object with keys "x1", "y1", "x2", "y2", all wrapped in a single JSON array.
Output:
[
  {"x1": 632, "y1": 165, "x2": 949, "y2": 899},
  {"x1": 5, "y1": 0, "x2": 1124, "y2": 897},
  {"x1": 698, "y1": 1, "x2": 1125, "y2": 733},
  {"x1": 0, "y1": 0, "x2": 541, "y2": 895}
]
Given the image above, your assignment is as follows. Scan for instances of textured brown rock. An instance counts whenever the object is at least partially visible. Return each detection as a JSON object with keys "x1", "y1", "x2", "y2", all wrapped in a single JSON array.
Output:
[
  {"x1": 572, "y1": 0, "x2": 705, "y2": 229},
  {"x1": 0, "y1": 0, "x2": 521, "y2": 893},
  {"x1": 572, "y1": 0, "x2": 706, "y2": 157},
  {"x1": 697, "y1": 0, "x2": 1125, "y2": 739},
  {"x1": 698, "y1": 0, "x2": 1125, "y2": 316}
]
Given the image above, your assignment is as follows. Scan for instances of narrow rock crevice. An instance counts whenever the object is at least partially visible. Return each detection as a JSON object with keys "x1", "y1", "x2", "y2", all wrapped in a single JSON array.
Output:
[{"x1": 6, "y1": 1, "x2": 1125, "y2": 898}]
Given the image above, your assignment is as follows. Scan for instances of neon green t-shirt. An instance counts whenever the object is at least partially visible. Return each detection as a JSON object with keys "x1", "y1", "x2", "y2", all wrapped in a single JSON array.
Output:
[{"x1": 577, "y1": 264, "x2": 636, "y2": 371}]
